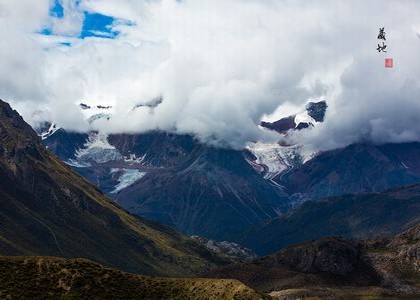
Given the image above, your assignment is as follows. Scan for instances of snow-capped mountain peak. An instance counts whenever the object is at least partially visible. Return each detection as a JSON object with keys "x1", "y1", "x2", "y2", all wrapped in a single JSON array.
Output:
[
  {"x1": 293, "y1": 111, "x2": 315, "y2": 130},
  {"x1": 246, "y1": 101, "x2": 326, "y2": 182},
  {"x1": 260, "y1": 100, "x2": 327, "y2": 134}
]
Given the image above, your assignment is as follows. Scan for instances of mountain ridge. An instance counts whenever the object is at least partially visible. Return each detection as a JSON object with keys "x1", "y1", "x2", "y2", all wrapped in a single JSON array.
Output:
[
  {"x1": 240, "y1": 183, "x2": 420, "y2": 256},
  {"x1": 274, "y1": 142, "x2": 420, "y2": 204},
  {"x1": 0, "y1": 99, "x2": 228, "y2": 277}
]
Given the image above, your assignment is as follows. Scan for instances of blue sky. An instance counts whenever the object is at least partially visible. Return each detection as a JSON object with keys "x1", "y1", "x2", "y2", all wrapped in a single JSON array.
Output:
[
  {"x1": 43, "y1": 0, "x2": 126, "y2": 39},
  {"x1": 81, "y1": 12, "x2": 118, "y2": 38},
  {"x1": 50, "y1": 0, "x2": 64, "y2": 18}
]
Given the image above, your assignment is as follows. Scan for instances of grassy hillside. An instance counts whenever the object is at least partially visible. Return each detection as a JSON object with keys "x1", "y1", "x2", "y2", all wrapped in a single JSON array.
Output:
[{"x1": 0, "y1": 256, "x2": 269, "y2": 300}]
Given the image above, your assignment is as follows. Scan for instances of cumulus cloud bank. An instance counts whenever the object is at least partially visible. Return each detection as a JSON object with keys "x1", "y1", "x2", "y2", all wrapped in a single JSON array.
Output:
[{"x1": 1, "y1": 0, "x2": 420, "y2": 149}]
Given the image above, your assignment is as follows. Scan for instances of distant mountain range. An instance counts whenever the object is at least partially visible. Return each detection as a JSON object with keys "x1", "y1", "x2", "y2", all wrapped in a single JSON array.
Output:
[
  {"x1": 38, "y1": 100, "x2": 420, "y2": 247},
  {"x1": 41, "y1": 111, "x2": 288, "y2": 241},
  {"x1": 46, "y1": 130, "x2": 288, "y2": 241}
]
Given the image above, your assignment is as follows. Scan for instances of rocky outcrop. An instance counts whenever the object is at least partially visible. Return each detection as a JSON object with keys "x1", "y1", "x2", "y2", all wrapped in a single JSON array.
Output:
[
  {"x1": 207, "y1": 223, "x2": 420, "y2": 297},
  {"x1": 273, "y1": 238, "x2": 360, "y2": 275},
  {"x1": 260, "y1": 100, "x2": 327, "y2": 134},
  {"x1": 191, "y1": 236, "x2": 257, "y2": 263},
  {"x1": 306, "y1": 100, "x2": 327, "y2": 122},
  {"x1": 260, "y1": 115, "x2": 296, "y2": 133}
]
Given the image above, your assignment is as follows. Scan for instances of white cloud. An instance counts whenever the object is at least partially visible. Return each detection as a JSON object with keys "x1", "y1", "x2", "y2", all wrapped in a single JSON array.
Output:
[
  {"x1": 0, "y1": 0, "x2": 49, "y2": 104},
  {"x1": 50, "y1": 0, "x2": 84, "y2": 36},
  {"x1": 1, "y1": 0, "x2": 420, "y2": 149}
]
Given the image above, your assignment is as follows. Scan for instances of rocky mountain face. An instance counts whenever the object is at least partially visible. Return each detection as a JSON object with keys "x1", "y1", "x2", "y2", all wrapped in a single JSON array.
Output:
[
  {"x1": 0, "y1": 256, "x2": 268, "y2": 300},
  {"x1": 0, "y1": 99, "x2": 228, "y2": 277},
  {"x1": 42, "y1": 127, "x2": 289, "y2": 241},
  {"x1": 114, "y1": 140, "x2": 288, "y2": 240},
  {"x1": 306, "y1": 100, "x2": 327, "y2": 122},
  {"x1": 207, "y1": 222, "x2": 420, "y2": 299},
  {"x1": 241, "y1": 183, "x2": 420, "y2": 256}
]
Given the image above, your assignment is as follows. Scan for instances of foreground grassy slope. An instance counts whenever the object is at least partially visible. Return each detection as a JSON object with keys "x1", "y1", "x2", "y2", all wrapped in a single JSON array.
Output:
[
  {"x1": 0, "y1": 99, "x2": 227, "y2": 276},
  {"x1": 0, "y1": 256, "x2": 269, "y2": 300}
]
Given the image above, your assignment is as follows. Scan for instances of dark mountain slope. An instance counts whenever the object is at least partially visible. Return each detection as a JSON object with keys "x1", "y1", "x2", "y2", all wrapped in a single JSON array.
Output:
[
  {"x1": 0, "y1": 256, "x2": 268, "y2": 300},
  {"x1": 0, "y1": 99, "x2": 227, "y2": 277},
  {"x1": 108, "y1": 132, "x2": 199, "y2": 168},
  {"x1": 207, "y1": 223, "x2": 420, "y2": 298},
  {"x1": 241, "y1": 184, "x2": 420, "y2": 256},
  {"x1": 276, "y1": 142, "x2": 420, "y2": 203},
  {"x1": 115, "y1": 143, "x2": 288, "y2": 241},
  {"x1": 43, "y1": 129, "x2": 87, "y2": 160},
  {"x1": 43, "y1": 129, "x2": 288, "y2": 241}
]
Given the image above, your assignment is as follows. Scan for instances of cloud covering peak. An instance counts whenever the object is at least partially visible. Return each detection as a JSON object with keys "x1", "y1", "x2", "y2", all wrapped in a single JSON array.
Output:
[{"x1": 1, "y1": 0, "x2": 420, "y2": 149}]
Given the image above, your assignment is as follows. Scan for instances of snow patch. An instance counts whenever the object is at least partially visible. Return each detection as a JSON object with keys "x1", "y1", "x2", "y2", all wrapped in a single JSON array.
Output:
[
  {"x1": 247, "y1": 142, "x2": 288, "y2": 178},
  {"x1": 246, "y1": 142, "x2": 316, "y2": 179},
  {"x1": 65, "y1": 159, "x2": 92, "y2": 168},
  {"x1": 294, "y1": 109, "x2": 315, "y2": 127},
  {"x1": 75, "y1": 132, "x2": 123, "y2": 163},
  {"x1": 40, "y1": 123, "x2": 61, "y2": 140},
  {"x1": 124, "y1": 153, "x2": 147, "y2": 164},
  {"x1": 110, "y1": 168, "x2": 146, "y2": 193}
]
